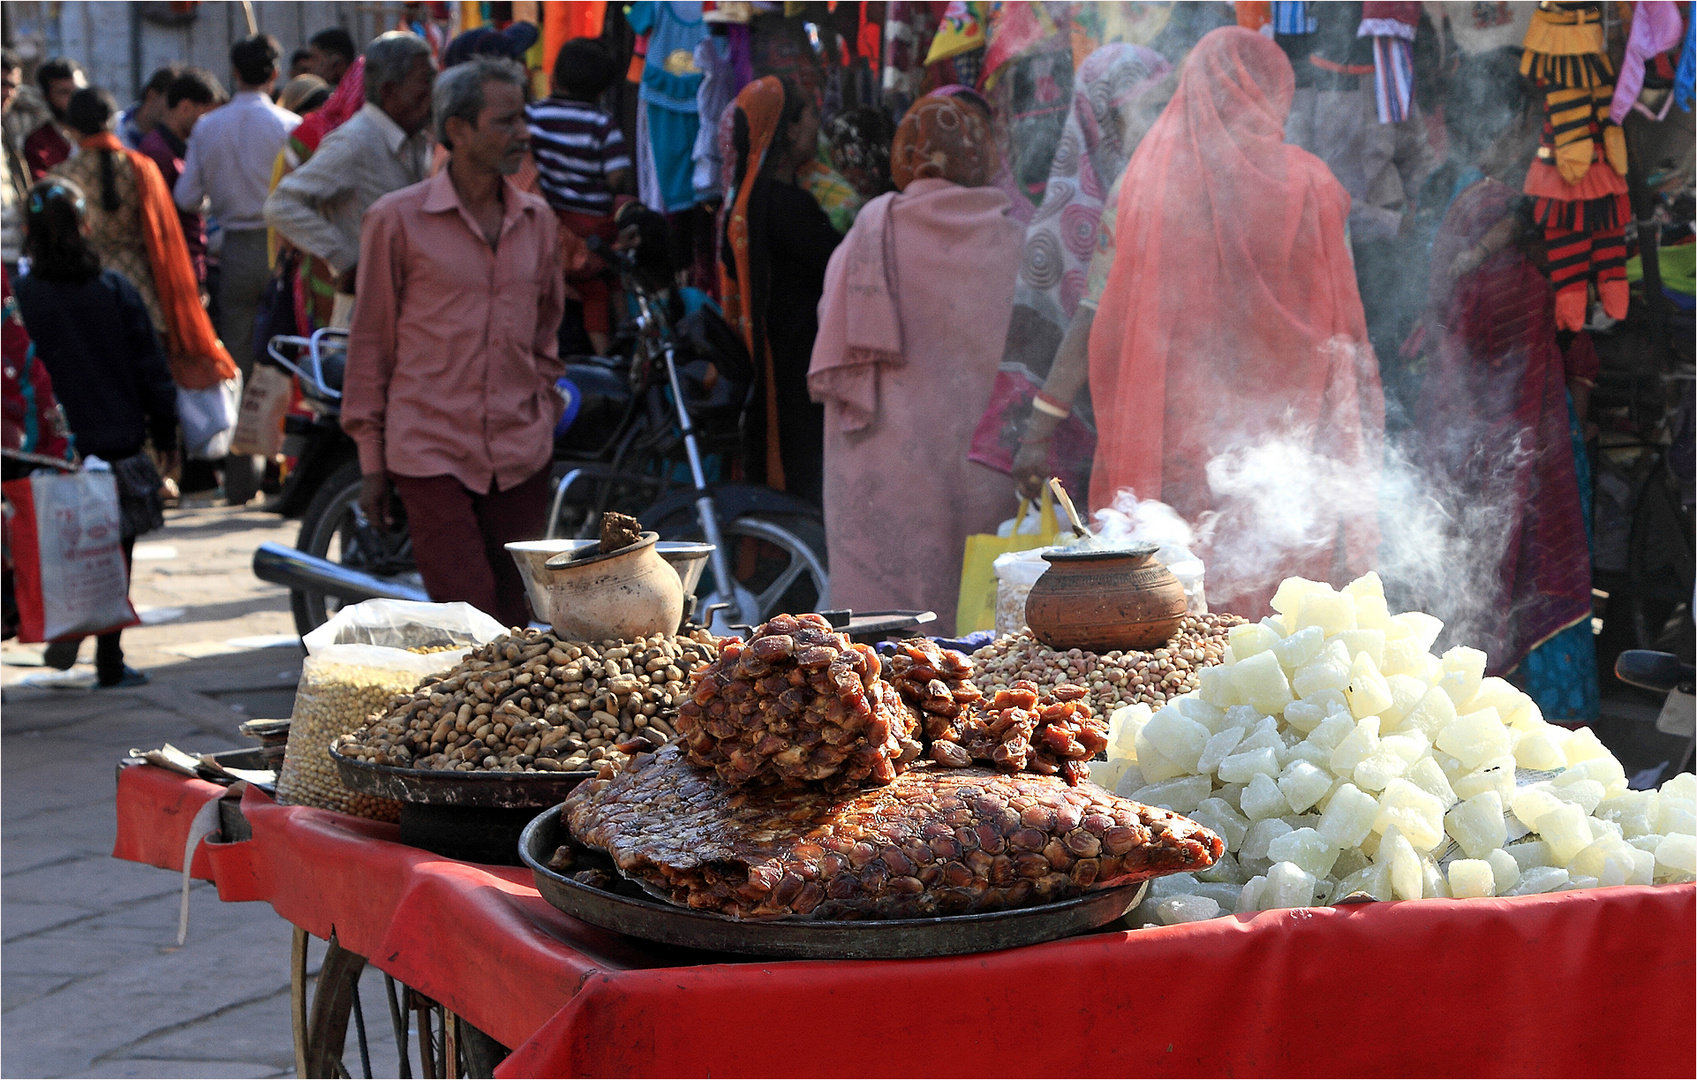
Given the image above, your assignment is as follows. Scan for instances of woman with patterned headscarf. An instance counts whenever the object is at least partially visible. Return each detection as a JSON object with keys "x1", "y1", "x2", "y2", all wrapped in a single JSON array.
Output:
[
  {"x1": 808, "y1": 92, "x2": 1023, "y2": 634},
  {"x1": 719, "y1": 76, "x2": 841, "y2": 504},
  {"x1": 970, "y1": 43, "x2": 1173, "y2": 500}
]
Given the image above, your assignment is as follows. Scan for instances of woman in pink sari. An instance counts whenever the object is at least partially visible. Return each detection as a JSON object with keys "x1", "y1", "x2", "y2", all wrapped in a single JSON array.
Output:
[{"x1": 809, "y1": 94, "x2": 1022, "y2": 634}]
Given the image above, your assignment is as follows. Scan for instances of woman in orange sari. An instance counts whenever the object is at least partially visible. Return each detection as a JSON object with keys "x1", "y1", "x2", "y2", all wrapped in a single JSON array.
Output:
[
  {"x1": 1083, "y1": 27, "x2": 1384, "y2": 616},
  {"x1": 49, "y1": 87, "x2": 233, "y2": 391}
]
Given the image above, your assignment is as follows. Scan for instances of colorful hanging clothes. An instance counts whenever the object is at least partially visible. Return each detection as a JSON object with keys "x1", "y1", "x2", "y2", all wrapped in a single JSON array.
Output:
[
  {"x1": 1358, "y1": 2, "x2": 1419, "y2": 124},
  {"x1": 1610, "y1": 0, "x2": 1687, "y2": 122},
  {"x1": 926, "y1": 1, "x2": 988, "y2": 65},
  {"x1": 1519, "y1": 1, "x2": 1630, "y2": 330},
  {"x1": 969, "y1": 43, "x2": 1171, "y2": 497},
  {"x1": 1677, "y1": 2, "x2": 1696, "y2": 110},
  {"x1": 1085, "y1": 27, "x2": 1383, "y2": 616},
  {"x1": 1415, "y1": 176, "x2": 1598, "y2": 682},
  {"x1": 629, "y1": 1, "x2": 708, "y2": 212}
]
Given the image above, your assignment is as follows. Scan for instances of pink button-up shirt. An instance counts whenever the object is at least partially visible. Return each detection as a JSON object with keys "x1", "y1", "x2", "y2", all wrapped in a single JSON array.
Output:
[{"x1": 345, "y1": 169, "x2": 564, "y2": 493}]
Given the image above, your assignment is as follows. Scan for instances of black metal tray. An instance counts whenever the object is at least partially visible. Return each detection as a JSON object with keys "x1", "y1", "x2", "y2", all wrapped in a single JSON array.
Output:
[
  {"x1": 519, "y1": 804, "x2": 1148, "y2": 960},
  {"x1": 331, "y1": 745, "x2": 592, "y2": 809}
]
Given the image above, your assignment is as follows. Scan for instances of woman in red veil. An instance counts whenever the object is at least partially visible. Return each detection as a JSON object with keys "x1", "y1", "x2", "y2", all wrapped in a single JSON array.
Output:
[{"x1": 1085, "y1": 27, "x2": 1384, "y2": 616}]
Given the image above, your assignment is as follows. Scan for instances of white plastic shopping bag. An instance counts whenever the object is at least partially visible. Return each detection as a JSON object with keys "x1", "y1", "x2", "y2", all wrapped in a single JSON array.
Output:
[{"x1": 2, "y1": 469, "x2": 138, "y2": 641}]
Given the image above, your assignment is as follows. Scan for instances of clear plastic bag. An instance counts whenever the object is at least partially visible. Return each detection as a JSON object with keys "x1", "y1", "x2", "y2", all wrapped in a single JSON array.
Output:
[
  {"x1": 277, "y1": 601, "x2": 509, "y2": 816},
  {"x1": 992, "y1": 548, "x2": 1054, "y2": 637}
]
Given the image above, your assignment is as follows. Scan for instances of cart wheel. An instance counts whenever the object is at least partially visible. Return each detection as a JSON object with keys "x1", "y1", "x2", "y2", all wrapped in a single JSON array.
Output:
[{"x1": 292, "y1": 928, "x2": 510, "y2": 1078}]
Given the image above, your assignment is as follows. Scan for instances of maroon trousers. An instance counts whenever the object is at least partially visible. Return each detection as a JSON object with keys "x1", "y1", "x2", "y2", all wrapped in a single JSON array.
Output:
[{"x1": 392, "y1": 466, "x2": 550, "y2": 629}]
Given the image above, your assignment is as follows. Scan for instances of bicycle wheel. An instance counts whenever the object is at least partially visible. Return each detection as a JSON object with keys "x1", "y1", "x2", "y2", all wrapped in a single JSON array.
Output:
[
  {"x1": 289, "y1": 461, "x2": 421, "y2": 636},
  {"x1": 659, "y1": 512, "x2": 829, "y2": 627}
]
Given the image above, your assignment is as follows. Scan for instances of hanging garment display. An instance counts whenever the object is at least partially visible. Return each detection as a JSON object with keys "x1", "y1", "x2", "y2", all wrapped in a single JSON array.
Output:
[{"x1": 630, "y1": 1, "x2": 709, "y2": 212}]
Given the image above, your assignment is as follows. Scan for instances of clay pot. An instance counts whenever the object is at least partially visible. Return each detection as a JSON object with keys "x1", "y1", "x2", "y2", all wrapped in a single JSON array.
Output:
[
  {"x1": 534, "y1": 532, "x2": 684, "y2": 640},
  {"x1": 1024, "y1": 543, "x2": 1187, "y2": 653}
]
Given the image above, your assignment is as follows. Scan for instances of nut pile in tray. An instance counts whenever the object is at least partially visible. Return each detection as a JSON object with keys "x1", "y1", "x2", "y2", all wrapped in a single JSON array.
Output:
[
  {"x1": 336, "y1": 627, "x2": 721, "y2": 774},
  {"x1": 970, "y1": 613, "x2": 1243, "y2": 715}
]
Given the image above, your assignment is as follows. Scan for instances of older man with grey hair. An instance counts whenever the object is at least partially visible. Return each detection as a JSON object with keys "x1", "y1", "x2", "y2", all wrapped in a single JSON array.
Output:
[
  {"x1": 264, "y1": 30, "x2": 435, "y2": 306},
  {"x1": 342, "y1": 56, "x2": 562, "y2": 626}
]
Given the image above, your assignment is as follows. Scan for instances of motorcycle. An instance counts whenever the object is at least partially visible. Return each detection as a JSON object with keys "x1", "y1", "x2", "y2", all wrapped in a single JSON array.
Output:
[{"x1": 255, "y1": 251, "x2": 828, "y2": 637}]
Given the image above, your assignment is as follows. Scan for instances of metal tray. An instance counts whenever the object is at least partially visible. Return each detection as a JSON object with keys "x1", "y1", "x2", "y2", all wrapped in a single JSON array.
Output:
[
  {"x1": 519, "y1": 804, "x2": 1148, "y2": 960},
  {"x1": 331, "y1": 745, "x2": 592, "y2": 809}
]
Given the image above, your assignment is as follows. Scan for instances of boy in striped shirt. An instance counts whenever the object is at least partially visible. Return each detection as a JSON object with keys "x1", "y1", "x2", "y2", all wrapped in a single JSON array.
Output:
[{"x1": 525, "y1": 38, "x2": 630, "y2": 352}]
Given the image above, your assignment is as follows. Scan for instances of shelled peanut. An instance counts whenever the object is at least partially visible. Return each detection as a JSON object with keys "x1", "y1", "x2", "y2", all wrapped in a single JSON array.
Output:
[
  {"x1": 970, "y1": 614, "x2": 1242, "y2": 716},
  {"x1": 337, "y1": 627, "x2": 722, "y2": 774}
]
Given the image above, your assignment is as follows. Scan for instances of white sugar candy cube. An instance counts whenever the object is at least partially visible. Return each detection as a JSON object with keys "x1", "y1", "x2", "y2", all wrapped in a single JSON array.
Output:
[
  {"x1": 1305, "y1": 711, "x2": 1357, "y2": 754},
  {"x1": 1278, "y1": 760, "x2": 1334, "y2": 814},
  {"x1": 1534, "y1": 803, "x2": 1594, "y2": 864},
  {"x1": 1130, "y1": 774, "x2": 1212, "y2": 814},
  {"x1": 1421, "y1": 857, "x2": 1450, "y2": 898},
  {"x1": 1512, "y1": 726, "x2": 1568, "y2": 771},
  {"x1": 1436, "y1": 707, "x2": 1512, "y2": 770},
  {"x1": 1241, "y1": 817, "x2": 1294, "y2": 861},
  {"x1": 1351, "y1": 592, "x2": 1394, "y2": 632},
  {"x1": 1382, "y1": 731, "x2": 1430, "y2": 763},
  {"x1": 1273, "y1": 625, "x2": 1325, "y2": 674},
  {"x1": 1229, "y1": 621, "x2": 1281, "y2": 659},
  {"x1": 1400, "y1": 685, "x2": 1458, "y2": 742},
  {"x1": 1552, "y1": 725, "x2": 1609, "y2": 766},
  {"x1": 1438, "y1": 646, "x2": 1487, "y2": 708},
  {"x1": 1444, "y1": 790, "x2": 1507, "y2": 858},
  {"x1": 1506, "y1": 839, "x2": 1555, "y2": 870},
  {"x1": 1333, "y1": 861, "x2": 1393, "y2": 902},
  {"x1": 1657, "y1": 797, "x2": 1695, "y2": 837},
  {"x1": 1270, "y1": 576, "x2": 1330, "y2": 616},
  {"x1": 1335, "y1": 629, "x2": 1387, "y2": 669},
  {"x1": 1147, "y1": 872, "x2": 1201, "y2": 899},
  {"x1": 1329, "y1": 715, "x2": 1381, "y2": 776},
  {"x1": 1451, "y1": 756, "x2": 1516, "y2": 803},
  {"x1": 1295, "y1": 589, "x2": 1356, "y2": 637},
  {"x1": 1286, "y1": 740, "x2": 1330, "y2": 770},
  {"x1": 1464, "y1": 676, "x2": 1523, "y2": 717},
  {"x1": 1196, "y1": 853, "x2": 1245, "y2": 888},
  {"x1": 1393, "y1": 610, "x2": 1444, "y2": 651},
  {"x1": 1373, "y1": 779, "x2": 1447, "y2": 851},
  {"x1": 1089, "y1": 757, "x2": 1132, "y2": 792},
  {"x1": 1556, "y1": 756, "x2": 1628, "y2": 797},
  {"x1": 1343, "y1": 571, "x2": 1385, "y2": 600},
  {"x1": 1656, "y1": 833, "x2": 1697, "y2": 878},
  {"x1": 1626, "y1": 847, "x2": 1655, "y2": 886},
  {"x1": 1594, "y1": 791, "x2": 1658, "y2": 838},
  {"x1": 1232, "y1": 649, "x2": 1295, "y2": 716},
  {"x1": 1379, "y1": 675, "x2": 1429, "y2": 731},
  {"x1": 1448, "y1": 858, "x2": 1496, "y2": 898},
  {"x1": 1331, "y1": 846, "x2": 1370, "y2": 879},
  {"x1": 1107, "y1": 702, "x2": 1152, "y2": 754},
  {"x1": 1133, "y1": 740, "x2": 1187, "y2": 783},
  {"x1": 1190, "y1": 797, "x2": 1249, "y2": 853},
  {"x1": 1549, "y1": 777, "x2": 1606, "y2": 816},
  {"x1": 1405, "y1": 756, "x2": 1459, "y2": 808},
  {"x1": 1292, "y1": 640, "x2": 1353, "y2": 698},
  {"x1": 1154, "y1": 895, "x2": 1222, "y2": 925},
  {"x1": 1507, "y1": 866, "x2": 1570, "y2": 895},
  {"x1": 1177, "y1": 695, "x2": 1227, "y2": 732},
  {"x1": 1240, "y1": 773, "x2": 1292, "y2": 821},
  {"x1": 1663, "y1": 772, "x2": 1696, "y2": 800},
  {"x1": 1196, "y1": 727, "x2": 1245, "y2": 776},
  {"x1": 1198, "y1": 664, "x2": 1242, "y2": 707},
  {"x1": 1317, "y1": 782, "x2": 1380, "y2": 849},
  {"x1": 1568, "y1": 874, "x2": 1601, "y2": 890},
  {"x1": 1373, "y1": 827, "x2": 1424, "y2": 900},
  {"x1": 1112, "y1": 763, "x2": 1148, "y2": 798},
  {"x1": 1217, "y1": 745, "x2": 1281, "y2": 784},
  {"x1": 1283, "y1": 699, "x2": 1327, "y2": 734},
  {"x1": 1379, "y1": 636, "x2": 1427, "y2": 678},
  {"x1": 1569, "y1": 836, "x2": 1638, "y2": 884},
  {"x1": 1235, "y1": 716, "x2": 1284, "y2": 756},
  {"x1": 1485, "y1": 848, "x2": 1521, "y2": 893},
  {"x1": 1353, "y1": 748, "x2": 1411, "y2": 793},
  {"x1": 1344, "y1": 652, "x2": 1394, "y2": 719},
  {"x1": 1140, "y1": 705, "x2": 1211, "y2": 773},
  {"x1": 1593, "y1": 818, "x2": 1624, "y2": 841},
  {"x1": 1267, "y1": 827, "x2": 1340, "y2": 877},
  {"x1": 1235, "y1": 876, "x2": 1268, "y2": 914},
  {"x1": 1511, "y1": 784, "x2": 1564, "y2": 828},
  {"x1": 1265, "y1": 860, "x2": 1319, "y2": 908}
]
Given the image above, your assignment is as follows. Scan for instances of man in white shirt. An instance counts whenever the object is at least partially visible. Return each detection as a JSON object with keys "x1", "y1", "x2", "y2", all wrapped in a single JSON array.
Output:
[
  {"x1": 264, "y1": 32, "x2": 434, "y2": 304},
  {"x1": 174, "y1": 33, "x2": 298, "y2": 505}
]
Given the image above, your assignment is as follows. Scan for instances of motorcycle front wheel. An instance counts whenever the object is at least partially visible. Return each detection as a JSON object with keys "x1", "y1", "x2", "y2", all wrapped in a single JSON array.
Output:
[{"x1": 657, "y1": 512, "x2": 829, "y2": 629}]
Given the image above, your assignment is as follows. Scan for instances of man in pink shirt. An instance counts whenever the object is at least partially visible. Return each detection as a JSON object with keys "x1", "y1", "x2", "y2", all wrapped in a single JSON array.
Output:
[{"x1": 344, "y1": 55, "x2": 564, "y2": 627}]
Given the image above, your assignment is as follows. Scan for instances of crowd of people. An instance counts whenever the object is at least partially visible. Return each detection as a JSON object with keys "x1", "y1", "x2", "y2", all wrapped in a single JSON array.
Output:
[{"x1": 2, "y1": 1, "x2": 1689, "y2": 721}]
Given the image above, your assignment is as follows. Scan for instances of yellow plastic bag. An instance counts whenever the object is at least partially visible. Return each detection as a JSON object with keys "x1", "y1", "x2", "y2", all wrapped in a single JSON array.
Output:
[{"x1": 955, "y1": 487, "x2": 1060, "y2": 634}]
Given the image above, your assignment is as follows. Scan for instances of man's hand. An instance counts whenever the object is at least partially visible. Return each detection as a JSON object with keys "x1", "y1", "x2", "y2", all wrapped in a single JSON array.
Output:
[
  {"x1": 358, "y1": 472, "x2": 392, "y2": 530},
  {"x1": 336, "y1": 265, "x2": 358, "y2": 295},
  {"x1": 1013, "y1": 435, "x2": 1052, "y2": 501}
]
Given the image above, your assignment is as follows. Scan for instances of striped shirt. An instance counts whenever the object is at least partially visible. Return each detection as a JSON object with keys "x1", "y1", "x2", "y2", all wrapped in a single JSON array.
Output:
[{"x1": 525, "y1": 98, "x2": 630, "y2": 215}]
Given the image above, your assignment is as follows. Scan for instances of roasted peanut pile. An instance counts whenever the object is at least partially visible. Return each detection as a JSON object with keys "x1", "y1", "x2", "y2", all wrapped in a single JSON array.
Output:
[
  {"x1": 276, "y1": 661, "x2": 415, "y2": 820},
  {"x1": 337, "y1": 627, "x2": 721, "y2": 774},
  {"x1": 970, "y1": 614, "x2": 1244, "y2": 714}
]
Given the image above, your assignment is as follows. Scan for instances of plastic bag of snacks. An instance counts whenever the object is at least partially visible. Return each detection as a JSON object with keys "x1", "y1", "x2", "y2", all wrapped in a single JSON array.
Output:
[
  {"x1": 992, "y1": 548, "x2": 1052, "y2": 637},
  {"x1": 275, "y1": 600, "x2": 508, "y2": 818}
]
